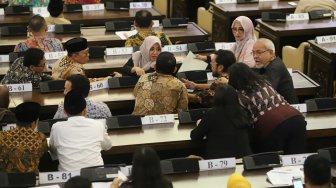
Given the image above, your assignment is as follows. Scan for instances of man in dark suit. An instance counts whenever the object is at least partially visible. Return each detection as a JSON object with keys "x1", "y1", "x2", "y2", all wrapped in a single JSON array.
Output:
[{"x1": 252, "y1": 38, "x2": 298, "y2": 104}]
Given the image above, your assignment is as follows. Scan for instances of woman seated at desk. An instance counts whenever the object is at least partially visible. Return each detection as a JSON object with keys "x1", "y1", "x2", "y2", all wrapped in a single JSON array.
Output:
[
  {"x1": 190, "y1": 85, "x2": 252, "y2": 159},
  {"x1": 194, "y1": 16, "x2": 255, "y2": 68},
  {"x1": 119, "y1": 36, "x2": 162, "y2": 77}
]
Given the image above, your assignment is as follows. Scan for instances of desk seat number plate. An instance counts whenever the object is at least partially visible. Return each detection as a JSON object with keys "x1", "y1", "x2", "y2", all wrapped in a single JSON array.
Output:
[
  {"x1": 199, "y1": 158, "x2": 236, "y2": 171},
  {"x1": 162, "y1": 44, "x2": 188, "y2": 53},
  {"x1": 82, "y1": 4, "x2": 105, "y2": 11},
  {"x1": 90, "y1": 79, "x2": 109, "y2": 91},
  {"x1": 7, "y1": 83, "x2": 32, "y2": 93},
  {"x1": 39, "y1": 171, "x2": 80, "y2": 184},
  {"x1": 130, "y1": 2, "x2": 152, "y2": 9}
]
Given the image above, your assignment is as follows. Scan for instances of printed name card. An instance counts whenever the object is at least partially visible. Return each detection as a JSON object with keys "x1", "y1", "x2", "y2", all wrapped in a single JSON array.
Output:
[
  {"x1": 90, "y1": 79, "x2": 109, "y2": 91},
  {"x1": 82, "y1": 3, "x2": 105, "y2": 11},
  {"x1": 286, "y1": 13, "x2": 309, "y2": 21},
  {"x1": 7, "y1": 83, "x2": 33, "y2": 93},
  {"x1": 106, "y1": 47, "x2": 134, "y2": 56},
  {"x1": 215, "y1": 0, "x2": 236, "y2": 4},
  {"x1": 0, "y1": 8, "x2": 4, "y2": 16},
  {"x1": 130, "y1": 2, "x2": 152, "y2": 9},
  {"x1": 215, "y1": 42, "x2": 235, "y2": 50},
  {"x1": 0, "y1": 55, "x2": 9, "y2": 63},
  {"x1": 39, "y1": 171, "x2": 80, "y2": 184},
  {"x1": 47, "y1": 25, "x2": 55, "y2": 32},
  {"x1": 290, "y1": 104, "x2": 307, "y2": 113},
  {"x1": 45, "y1": 51, "x2": 67, "y2": 60},
  {"x1": 32, "y1": 7, "x2": 50, "y2": 17},
  {"x1": 152, "y1": 20, "x2": 160, "y2": 28},
  {"x1": 162, "y1": 44, "x2": 188, "y2": 53},
  {"x1": 1, "y1": 124, "x2": 16, "y2": 132},
  {"x1": 259, "y1": 0, "x2": 278, "y2": 2},
  {"x1": 315, "y1": 35, "x2": 336, "y2": 44},
  {"x1": 141, "y1": 114, "x2": 175, "y2": 125},
  {"x1": 282, "y1": 153, "x2": 315, "y2": 166},
  {"x1": 199, "y1": 158, "x2": 236, "y2": 171}
]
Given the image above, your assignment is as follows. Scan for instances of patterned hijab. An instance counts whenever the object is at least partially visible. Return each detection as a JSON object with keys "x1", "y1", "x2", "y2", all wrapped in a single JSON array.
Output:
[
  {"x1": 132, "y1": 36, "x2": 161, "y2": 71},
  {"x1": 231, "y1": 16, "x2": 256, "y2": 62}
]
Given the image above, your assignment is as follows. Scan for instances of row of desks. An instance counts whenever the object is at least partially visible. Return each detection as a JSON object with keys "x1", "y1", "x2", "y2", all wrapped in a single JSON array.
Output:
[
  {"x1": 7, "y1": 70, "x2": 319, "y2": 119},
  {"x1": 0, "y1": 8, "x2": 163, "y2": 26},
  {"x1": 0, "y1": 22, "x2": 209, "y2": 53}
]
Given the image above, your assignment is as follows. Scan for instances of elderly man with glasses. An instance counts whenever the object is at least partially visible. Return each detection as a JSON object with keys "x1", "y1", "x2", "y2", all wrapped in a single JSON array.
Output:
[
  {"x1": 52, "y1": 37, "x2": 89, "y2": 80},
  {"x1": 252, "y1": 38, "x2": 298, "y2": 104}
]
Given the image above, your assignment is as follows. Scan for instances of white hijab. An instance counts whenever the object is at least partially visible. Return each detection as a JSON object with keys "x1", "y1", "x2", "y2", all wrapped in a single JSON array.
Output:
[{"x1": 132, "y1": 36, "x2": 162, "y2": 71}]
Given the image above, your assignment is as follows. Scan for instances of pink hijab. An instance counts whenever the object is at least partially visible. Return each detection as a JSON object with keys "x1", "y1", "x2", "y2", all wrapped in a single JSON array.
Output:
[
  {"x1": 231, "y1": 16, "x2": 256, "y2": 67},
  {"x1": 132, "y1": 36, "x2": 162, "y2": 71}
]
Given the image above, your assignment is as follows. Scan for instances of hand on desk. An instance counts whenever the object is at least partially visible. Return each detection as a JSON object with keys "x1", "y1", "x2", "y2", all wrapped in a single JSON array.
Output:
[
  {"x1": 215, "y1": 77, "x2": 228, "y2": 85},
  {"x1": 112, "y1": 72, "x2": 123, "y2": 78},
  {"x1": 194, "y1": 54, "x2": 207, "y2": 62},
  {"x1": 111, "y1": 178, "x2": 124, "y2": 188},
  {"x1": 131, "y1": 67, "x2": 145, "y2": 76},
  {"x1": 182, "y1": 78, "x2": 197, "y2": 89}
]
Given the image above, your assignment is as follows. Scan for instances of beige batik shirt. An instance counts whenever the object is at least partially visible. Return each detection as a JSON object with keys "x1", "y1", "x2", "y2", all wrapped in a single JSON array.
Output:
[
  {"x1": 52, "y1": 56, "x2": 85, "y2": 79},
  {"x1": 132, "y1": 72, "x2": 188, "y2": 115}
]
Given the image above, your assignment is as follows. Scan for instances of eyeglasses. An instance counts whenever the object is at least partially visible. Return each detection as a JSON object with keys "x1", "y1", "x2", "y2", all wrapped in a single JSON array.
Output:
[
  {"x1": 232, "y1": 27, "x2": 244, "y2": 33},
  {"x1": 251, "y1": 50, "x2": 269, "y2": 55}
]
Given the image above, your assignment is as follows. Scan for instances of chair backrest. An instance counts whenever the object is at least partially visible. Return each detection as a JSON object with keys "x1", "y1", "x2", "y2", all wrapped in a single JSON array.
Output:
[
  {"x1": 282, "y1": 42, "x2": 310, "y2": 73},
  {"x1": 154, "y1": 0, "x2": 168, "y2": 16},
  {"x1": 197, "y1": 7, "x2": 212, "y2": 36}
]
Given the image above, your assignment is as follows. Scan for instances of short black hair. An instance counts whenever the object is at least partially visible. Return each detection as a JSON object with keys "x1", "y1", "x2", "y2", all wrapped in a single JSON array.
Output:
[
  {"x1": 214, "y1": 49, "x2": 236, "y2": 72},
  {"x1": 23, "y1": 48, "x2": 45, "y2": 67},
  {"x1": 64, "y1": 90, "x2": 86, "y2": 116},
  {"x1": 66, "y1": 74, "x2": 90, "y2": 98},
  {"x1": 155, "y1": 52, "x2": 176, "y2": 75},
  {"x1": 135, "y1": 10, "x2": 153, "y2": 28},
  {"x1": 64, "y1": 176, "x2": 91, "y2": 188},
  {"x1": 29, "y1": 15, "x2": 46, "y2": 33},
  {"x1": 304, "y1": 154, "x2": 331, "y2": 186},
  {"x1": 48, "y1": 0, "x2": 64, "y2": 17},
  {"x1": 15, "y1": 102, "x2": 40, "y2": 127}
]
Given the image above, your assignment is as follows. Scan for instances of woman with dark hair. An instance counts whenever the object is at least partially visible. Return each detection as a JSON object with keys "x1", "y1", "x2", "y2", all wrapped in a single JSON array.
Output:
[
  {"x1": 190, "y1": 85, "x2": 252, "y2": 159},
  {"x1": 111, "y1": 147, "x2": 173, "y2": 188},
  {"x1": 228, "y1": 63, "x2": 306, "y2": 154}
]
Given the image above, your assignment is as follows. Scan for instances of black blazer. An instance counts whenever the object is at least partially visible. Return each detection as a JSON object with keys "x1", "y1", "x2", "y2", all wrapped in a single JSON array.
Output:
[
  {"x1": 190, "y1": 107, "x2": 252, "y2": 159},
  {"x1": 257, "y1": 57, "x2": 298, "y2": 104}
]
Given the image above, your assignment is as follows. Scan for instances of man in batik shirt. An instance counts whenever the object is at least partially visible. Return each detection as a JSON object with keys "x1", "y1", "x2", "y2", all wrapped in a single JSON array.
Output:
[
  {"x1": 0, "y1": 102, "x2": 48, "y2": 173},
  {"x1": 14, "y1": 15, "x2": 63, "y2": 53},
  {"x1": 1, "y1": 48, "x2": 53, "y2": 88},
  {"x1": 125, "y1": 10, "x2": 172, "y2": 47},
  {"x1": 133, "y1": 52, "x2": 188, "y2": 115},
  {"x1": 52, "y1": 37, "x2": 87, "y2": 79}
]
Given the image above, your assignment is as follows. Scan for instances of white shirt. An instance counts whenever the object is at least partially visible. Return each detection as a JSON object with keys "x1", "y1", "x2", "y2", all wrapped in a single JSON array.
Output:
[{"x1": 49, "y1": 116, "x2": 112, "y2": 171}]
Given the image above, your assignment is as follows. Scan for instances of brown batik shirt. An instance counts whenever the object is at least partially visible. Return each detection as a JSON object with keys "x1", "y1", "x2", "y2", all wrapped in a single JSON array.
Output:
[
  {"x1": 133, "y1": 72, "x2": 188, "y2": 115},
  {"x1": 0, "y1": 127, "x2": 48, "y2": 173}
]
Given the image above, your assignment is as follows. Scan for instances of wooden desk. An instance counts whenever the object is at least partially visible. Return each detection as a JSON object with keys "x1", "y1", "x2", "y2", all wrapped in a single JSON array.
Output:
[
  {"x1": 0, "y1": 8, "x2": 163, "y2": 27},
  {"x1": 210, "y1": 1, "x2": 296, "y2": 42},
  {"x1": 9, "y1": 87, "x2": 135, "y2": 119},
  {"x1": 307, "y1": 40, "x2": 336, "y2": 97},
  {"x1": 171, "y1": 165, "x2": 275, "y2": 188},
  {"x1": 256, "y1": 18, "x2": 336, "y2": 56},
  {"x1": 104, "y1": 110, "x2": 336, "y2": 161},
  {"x1": 0, "y1": 22, "x2": 209, "y2": 53}
]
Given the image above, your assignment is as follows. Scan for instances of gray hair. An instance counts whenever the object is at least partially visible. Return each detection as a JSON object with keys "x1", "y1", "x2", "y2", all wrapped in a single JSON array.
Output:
[{"x1": 258, "y1": 38, "x2": 275, "y2": 52}]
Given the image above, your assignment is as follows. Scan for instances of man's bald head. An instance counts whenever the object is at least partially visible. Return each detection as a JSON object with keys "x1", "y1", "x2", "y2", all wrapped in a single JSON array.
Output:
[{"x1": 0, "y1": 85, "x2": 10, "y2": 108}]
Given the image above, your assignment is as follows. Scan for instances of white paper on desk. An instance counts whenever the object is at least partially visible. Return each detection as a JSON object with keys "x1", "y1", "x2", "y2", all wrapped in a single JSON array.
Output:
[
  {"x1": 266, "y1": 165, "x2": 304, "y2": 186},
  {"x1": 116, "y1": 30, "x2": 138, "y2": 40},
  {"x1": 178, "y1": 51, "x2": 208, "y2": 73},
  {"x1": 92, "y1": 182, "x2": 112, "y2": 188}
]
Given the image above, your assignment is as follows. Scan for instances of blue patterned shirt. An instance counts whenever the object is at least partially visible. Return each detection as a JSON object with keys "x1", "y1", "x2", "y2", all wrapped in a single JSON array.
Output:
[{"x1": 53, "y1": 98, "x2": 112, "y2": 119}]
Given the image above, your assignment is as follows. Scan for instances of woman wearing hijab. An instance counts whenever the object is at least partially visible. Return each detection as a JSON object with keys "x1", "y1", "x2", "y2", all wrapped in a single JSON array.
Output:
[
  {"x1": 121, "y1": 36, "x2": 162, "y2": 76},
  {"x1": 231, "y1": 16, "x2": 256, "y2": 68}
]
